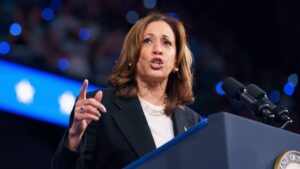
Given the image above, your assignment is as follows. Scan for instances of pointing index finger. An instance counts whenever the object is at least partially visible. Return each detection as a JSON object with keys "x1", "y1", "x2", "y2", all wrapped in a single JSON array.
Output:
[{"x1": 79, "y1": 79, "x2": 88, "y2": 99}]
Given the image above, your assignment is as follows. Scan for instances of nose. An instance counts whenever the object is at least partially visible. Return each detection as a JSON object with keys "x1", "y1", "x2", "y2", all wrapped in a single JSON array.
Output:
[{"x1": 153, "y1": 42, "x2": 163, "y2": 55}]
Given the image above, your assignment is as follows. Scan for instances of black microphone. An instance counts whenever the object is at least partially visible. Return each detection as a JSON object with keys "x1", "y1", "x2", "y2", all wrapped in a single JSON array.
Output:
[
  {"x1": 222, "y1": 77, "x2": 274, "y2": 121},
  {"x1": 246, "y1": 84, "x2": 277, "y2": 110},
  {"x1": 246, "y1": 84, "x2": 293, "y2": 129},
  {"x1": 222, "y1": 77, "x2": 255, "y2": 105}
]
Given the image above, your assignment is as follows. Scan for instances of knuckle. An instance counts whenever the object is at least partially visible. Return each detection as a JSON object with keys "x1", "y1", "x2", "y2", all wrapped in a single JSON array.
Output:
[
  {"x1": 75, "y1": 100, "x2": 84, "y2": 106},
  {"x1": 74, "y1": 113, "x2": 80, "y2": 120},
  {"x1": 85, "y1": 105, "x2": 92, "y2": 111},
  {"x1": 75, "y1": 101, "x2": 80, "y2": 106}
]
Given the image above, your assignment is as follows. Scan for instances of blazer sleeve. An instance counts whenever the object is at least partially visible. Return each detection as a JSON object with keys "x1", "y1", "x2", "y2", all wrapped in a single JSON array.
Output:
[{"x1": 51, "y1": 92, "x2": 99, "y2": 169}]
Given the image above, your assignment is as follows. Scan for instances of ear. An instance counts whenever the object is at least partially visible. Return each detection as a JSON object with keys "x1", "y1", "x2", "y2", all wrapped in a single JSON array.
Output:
[{"x1": 173, "y1": 55, "x2": 177, "y2": 66}]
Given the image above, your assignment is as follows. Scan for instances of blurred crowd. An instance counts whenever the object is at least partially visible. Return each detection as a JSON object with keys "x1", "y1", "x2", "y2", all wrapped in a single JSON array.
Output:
[
  {"x1": 3, "y1": 2, "x2": 227, "y2": 94},
  {"x1": 1, "y1": 0, "x2": 138, "y2": 86},
  {"x1": 0, "y1": 0, "x2": 229, "y2": 113},
  {"x1": 0, "y1": 0, "x2": 299, "y2": 131}
]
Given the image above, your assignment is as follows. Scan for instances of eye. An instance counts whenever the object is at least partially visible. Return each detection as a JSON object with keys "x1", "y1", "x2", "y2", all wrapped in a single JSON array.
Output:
[
  {"x1": 143, "y1": 38, "x2": 152, "y2": 44},
  {"x1": 163, "y1": 40, "x2": 172, "y2": 46}
]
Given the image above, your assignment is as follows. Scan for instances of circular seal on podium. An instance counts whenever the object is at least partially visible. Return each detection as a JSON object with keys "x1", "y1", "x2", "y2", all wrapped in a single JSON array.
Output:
[{"x1": 274, "y1": 150, "x2": 300, "y2": 169}]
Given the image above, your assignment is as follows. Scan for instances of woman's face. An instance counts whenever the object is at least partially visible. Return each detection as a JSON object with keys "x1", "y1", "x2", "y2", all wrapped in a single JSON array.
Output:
[{"x1": 136, "y1": 21, "x2": 177, "y2": 83}]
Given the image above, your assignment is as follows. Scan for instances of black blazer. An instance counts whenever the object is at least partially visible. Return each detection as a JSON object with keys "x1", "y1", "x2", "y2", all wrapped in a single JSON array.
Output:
[{"x1": 51, "y1": 88, "x2": 200, "y2": 169}]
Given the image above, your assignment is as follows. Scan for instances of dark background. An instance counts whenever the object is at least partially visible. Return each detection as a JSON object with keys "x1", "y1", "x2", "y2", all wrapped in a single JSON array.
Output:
[{"x1": 0, "y1": 0, "x2": 299, "y2": 168}]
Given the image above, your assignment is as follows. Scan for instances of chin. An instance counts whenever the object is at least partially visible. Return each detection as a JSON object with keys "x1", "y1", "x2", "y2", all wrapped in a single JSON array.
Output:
[{"x1": 145, "y1": 72, "x2": 169, "y2": 82}]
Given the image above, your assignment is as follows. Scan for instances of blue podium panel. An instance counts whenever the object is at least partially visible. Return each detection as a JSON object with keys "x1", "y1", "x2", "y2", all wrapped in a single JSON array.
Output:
[{"x1": 125, "y1": 112, "x2": 300, "y2": 169}]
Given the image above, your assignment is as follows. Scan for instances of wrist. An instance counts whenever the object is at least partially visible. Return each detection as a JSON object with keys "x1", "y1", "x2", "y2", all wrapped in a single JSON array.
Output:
[{"x1": 67, "y1": 128, "x2": 84, "y2": 151}]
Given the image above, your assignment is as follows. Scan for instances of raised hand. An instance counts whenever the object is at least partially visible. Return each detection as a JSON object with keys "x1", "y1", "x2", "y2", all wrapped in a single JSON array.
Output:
[{"x1": 67, "y1": 79, "x2": 106, "y2": 151}]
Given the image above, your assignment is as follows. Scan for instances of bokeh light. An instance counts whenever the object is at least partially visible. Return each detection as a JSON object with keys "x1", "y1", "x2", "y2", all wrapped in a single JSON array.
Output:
[
  {"x1": 288, "y1": 73, "x2": 298, "y2": 87},
  {"x1": 79, "y1": 28, "x2": 91, "y2": 41},
  {"x1": 9, "y1": 22, "x2": 22, "y2": 36},
  {"x1": 57, "y1": 57, "x2": 69, "y2": 71},
  {"x1": 126, "y1": 10, "x2": 139, "y2": 24},
  {"x1": 216, "y1": 81, "x2": 226, "y2": 95},
  {"x1": 269, "y1": 90, "x2": 280, "y2": 103},
  {"x1": 283, "y1": 82, "x2": 295, "y2": 96},
  {"x1": 143, "y1": 0, "x2": 157, "y2": 9},
  {"x1": 167, "y1": 12, "x2": 179, "y2": 19},
  {"x1": 0, "y1": 41, "x2": 11, "y2": 55},
  {"x1": 50, "y1": 0, "x2": 62, "y2": 11},
  {"x1": 41, "y1": 8, "x2": 55, "y2": 21}
]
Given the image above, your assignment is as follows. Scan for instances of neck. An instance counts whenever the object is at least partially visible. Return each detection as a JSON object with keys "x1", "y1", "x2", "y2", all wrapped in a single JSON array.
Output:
[{"x1": 136, "y1": 78, "x2": 168, "y2": 106}]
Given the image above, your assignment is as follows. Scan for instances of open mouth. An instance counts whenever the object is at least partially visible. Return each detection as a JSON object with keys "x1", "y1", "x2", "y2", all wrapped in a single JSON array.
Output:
[{"x1": 150, "y1": 58, "x2": 164, "y2": 69}]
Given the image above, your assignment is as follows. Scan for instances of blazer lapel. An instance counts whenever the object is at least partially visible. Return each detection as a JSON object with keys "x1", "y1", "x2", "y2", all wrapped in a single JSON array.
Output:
[
  {"x1": 111, "y1": 96, "x2": 156, "y2": 157},
  {"x1": 172, "y1": 107, "x2": 188, "y2": 136}
]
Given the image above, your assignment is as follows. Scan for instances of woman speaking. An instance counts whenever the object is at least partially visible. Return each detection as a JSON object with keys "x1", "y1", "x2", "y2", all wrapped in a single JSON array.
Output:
[{"x1": 51, "y1": 12, "x2": 201, "y2": 169}]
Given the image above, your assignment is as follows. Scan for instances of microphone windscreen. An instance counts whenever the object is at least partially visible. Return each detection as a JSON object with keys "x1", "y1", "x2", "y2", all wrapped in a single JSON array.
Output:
[
  {"x1": 222, "y1": 77, "x2": 245, "y2": 99},
  {"x1": 246, "y1": 84, "x2": 266, "y2": 99}
]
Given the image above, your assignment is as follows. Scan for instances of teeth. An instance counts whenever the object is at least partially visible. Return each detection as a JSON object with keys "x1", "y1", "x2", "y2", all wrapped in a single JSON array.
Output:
[{"x1": 152, "y1": 59, "x2": 162, "y2": 64}]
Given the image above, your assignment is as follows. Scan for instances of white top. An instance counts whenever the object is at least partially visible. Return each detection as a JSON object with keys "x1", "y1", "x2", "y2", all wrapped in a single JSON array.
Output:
[{"x1": 138, "y1": 96, "x2": 174, "y2": 148}]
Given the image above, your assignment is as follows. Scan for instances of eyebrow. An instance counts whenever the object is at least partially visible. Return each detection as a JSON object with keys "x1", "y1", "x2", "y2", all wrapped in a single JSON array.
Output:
[
  {"x1": 144, "y1": 33, "x2": 154, "y2": 37},
  {"x1": 144, "y1": 33, "x2": 173, "y2": 40}
]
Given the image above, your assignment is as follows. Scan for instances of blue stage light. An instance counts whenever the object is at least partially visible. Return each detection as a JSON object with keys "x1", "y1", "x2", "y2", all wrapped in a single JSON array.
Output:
[
  {"x1": 0, "y1": 60, "x2": 101, "y2": 127},
  {"x1": 9, "y1": 22, "x2": 22, "y2": 36},
  {"x1": 41, "y1": 8, "x2": 54, "y2": 21},
  {"x1": 79, "y1": 28, "x2": 91, "y2": 41},
  {"x1": 126, "y1": 10, "x2": 139, "y2": 24},
  {"x1": 57, "y1": 57, "x2": 69, "y2": 70},
  {"x1": 287, "y1": 73, "x2": 298, "y2": 87},
  {"x1": 283, "y1": 82, "x2": 295, "y2": 96},
  {"x1": 216, "y1": 81, "x2": 226, "y2": 95},
  {"x1": 269, "y1": 90, "x2": 280, "y2": 103},
  {"x1": 0, "y1": 41, "x2": 11, "y2": 55},
  {"x1": 143, "y1": 0, "x2": 157, "y2": 9},
  {"x1": 167, "y1": 12, "x2": 179, "y2": 19}
]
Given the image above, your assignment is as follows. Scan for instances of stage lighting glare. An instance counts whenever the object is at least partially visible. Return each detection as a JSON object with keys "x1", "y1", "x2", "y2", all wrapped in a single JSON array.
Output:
[
  {"x1": 288, "y1": 73, "x2": 298, "y2": 86},
  {"x1": 283, "y1": 82, "x2": 295, "y2": 96},
  {"x1": 126, "y1": 10, "x2": 139, "y2": 24},
  {"x1": 0, "y1": 41, "x2": 11, "y2": 55},
  {"x1": 269, "y1": 90, "x2": 280, "y2": 103},
  {"x1": 41, "y1": 8, "x2": 54, "y2": 21},
  {"x1": 79, "y1": 28, "x2": 91, "y2": 41},
  {"x1": 167, "y1": 12, "x2": 179, "y2": 19},
  {"x1": 216, "y1": 81, "x2": 226, "y2": 95},
  {"x1": 58, "y1": 91, "x2": 75, "y2": 115},
  {"x1": 15, "y1": 79, "x2": 35, "y2": 104},
  {"x1": 57, "y1": 57, "x2": 69, "y2": 70},
  {"x1": 0, "y1": 60, "x2": 101, "y2": 127},
  {"x1": 143, "y1": 0, "x2": 156, "y2": 9},
  {"x1": 9, "y1": 22, "x2": 22, "y2": 36}
]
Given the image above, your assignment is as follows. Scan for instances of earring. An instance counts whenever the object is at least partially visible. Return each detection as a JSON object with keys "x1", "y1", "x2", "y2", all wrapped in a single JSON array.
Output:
[
  {"x1": 172, "y1": 67, "x2": 179, "y2": 73},
  {"x1": 128, "y1": 62, "x2": 132, "y2": 67}
]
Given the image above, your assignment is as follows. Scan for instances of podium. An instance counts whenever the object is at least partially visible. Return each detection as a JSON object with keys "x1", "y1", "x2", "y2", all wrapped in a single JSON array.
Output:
[{"x1": 124, "y1": 112, "x2": 300, "y2": 169}]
